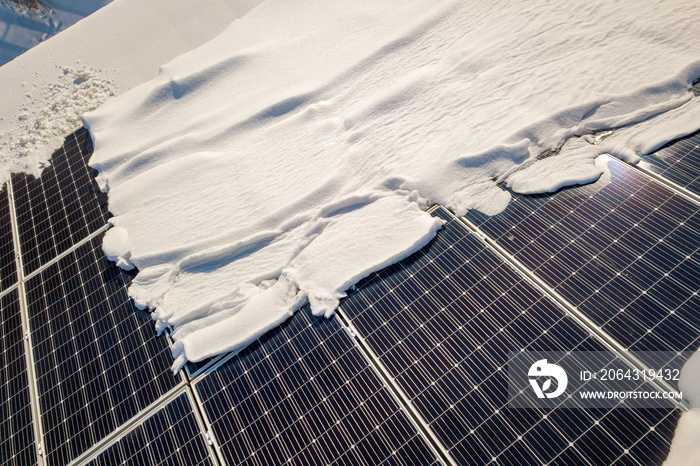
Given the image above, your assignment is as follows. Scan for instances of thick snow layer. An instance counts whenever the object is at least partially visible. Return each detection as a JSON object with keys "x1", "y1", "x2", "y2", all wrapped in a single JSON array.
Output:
[
  {"x1": 84, "y1": 0, "x2": 700, "y2": 375},
  {"x1": 506, "y1": 139, "x2": 603, "y2": 195},
  {"x1": 599, "y1": 97, "x2": 700, "y2": 163},
  {"x1": 0, "y1": 0, "x2": 265, "y2": 186}
]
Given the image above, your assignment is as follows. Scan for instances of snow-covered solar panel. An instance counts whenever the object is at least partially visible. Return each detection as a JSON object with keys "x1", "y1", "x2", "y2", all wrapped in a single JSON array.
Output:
[
  {"x1": 0, "y1": 187, "x2": 17, "y2": 289},
  {"x1": 24, "y1": 235, "x2": 178, "y2": 466},
  {"x1": 639, "y1": 130, "x2": 700, "y2": 196},
  {"x1": 465, "y1": 155, "x2": 700, "y2": 374},
  {"x1": 340, "y1": 209, "x2": 679, "y2": 465},
  {"x1": 88, "y1": 392, "x2": 214, "y2": 466},
  {"x1": 195, "y1": 306, "x2": 440, "y2": 466},
  {"x1": 11, "y1": 128, "x2": 108, "y2": 276},
  {"x1": 0, "y1": 288, "x2": 37, "y2": 466}
]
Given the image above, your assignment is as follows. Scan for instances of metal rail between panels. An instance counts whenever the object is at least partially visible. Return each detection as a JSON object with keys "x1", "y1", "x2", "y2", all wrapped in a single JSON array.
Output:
[
  {"x1": 0, "y1": 281, "x2": 18, "y2": 300},
  {"x1": 454, "y1": 209, "x2": 688, "y2": 411},
  {"x1": 22, "y1": 224, "x2": 110, "y2": 282},
  {"x1": 67, "y1": 383, "x2": 188, "y2": 466},
  {"x1": 183, "y1": 384, "x2": 224, "y2": 466},
  {"x1": 334, "y1": 308, "x2": 454, "y2": 466},
  {"x1": 6, "y1": 177, "x2": 46, "y2": 466},
  {"x1": 68, "y1": 381, "x2": 222, "y2": 466},
  {"x1": 629, "y1": 160, "x2": 700, "y2": 207}
]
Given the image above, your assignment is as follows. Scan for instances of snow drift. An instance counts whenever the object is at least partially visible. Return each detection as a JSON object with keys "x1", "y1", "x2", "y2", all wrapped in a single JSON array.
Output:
[{"x1": 83, "y1": 0, "x2": 700, "y2": 372}]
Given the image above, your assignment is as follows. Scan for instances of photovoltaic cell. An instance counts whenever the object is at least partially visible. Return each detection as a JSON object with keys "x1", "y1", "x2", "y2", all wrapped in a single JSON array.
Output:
[
  {"x1": 0, "y1": 187, "x2": 17, "y2": 289},
  {"x1": 340, "y1": 209, "x2": 679, "y2": 465},
  {"x1": 195, "y1": 307, "x2": 440, "y2": 466},
  {"x1": 88, "y1": 392, "x2": 213, "y2": 466},
  {"x1": 12, "y1": 127, "x2": 108, "y2": 276},
  {"x1": 24, "y1": 235, "x2": 178, "y2": 466},
  {"x1": 465, "y1": 155, "x2": 700, "y2": 373},
  {"x1": 0, "y1": 288, "x2": 37, "y2": 466},
  {"x1": 638, "y1": 130, "x2": 700, "y2": 196}
]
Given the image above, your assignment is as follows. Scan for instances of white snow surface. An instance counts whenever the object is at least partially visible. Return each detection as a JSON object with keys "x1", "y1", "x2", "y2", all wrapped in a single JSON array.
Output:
[
  {"x1": 665, "y1": 353, "x2": 700, "y2": 466},
  {"x1": 84, "y1": 0, "x2": 700, "y2": 376},
  {"x1": 0, "y1": 0, "x2": 265, "y2": 186},
  {"x1": 0, "y1": 65, "x2": 116, "y2": 185}
]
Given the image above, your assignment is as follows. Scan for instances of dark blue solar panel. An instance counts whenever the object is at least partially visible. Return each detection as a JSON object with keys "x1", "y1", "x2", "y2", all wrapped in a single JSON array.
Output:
[
  {"x1": 639, "y1": 130, "x2": 700, "y2": 196},
  {"x1": 89, "y1": 392, "x2": 213, "y2": 466},
  {"x1": 0, "y1": 187, "x2": 17, "y2": 289},
  {"x1": 12, "y1": 127, "x2": 109, "y2": 275},
  {"x1": 340, "y1": 209, "x2": 679, "y2": 465},
  {"x1": 24, "y1": 235, "x2": 178, "y2": 466},
  {"x1": 465, "y1": 155, "x2": 700, "y2": 374},
  {"x1": 0, "y1": 288, "x2": 37, "y2": 466},
  {"x1": 195, "y1": 306, "x2": 440, "y2": 466}
]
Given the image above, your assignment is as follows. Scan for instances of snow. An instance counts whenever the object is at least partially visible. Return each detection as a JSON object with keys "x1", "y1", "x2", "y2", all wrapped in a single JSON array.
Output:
[
  {"x1": 665, "y1": 353, "x2": 700, "y2": 466},
  {"x1": 82, "y1": 0, "x2": 700, "y2": 376},
  {"x1": 506, "y1": 139, "x2": 603, "y2": 195},
  {"x1": 0, "y1": 0, "x2": 266, "y2": 185},
  {"x1": 599, "y1": 97, "x2": 700, "y2": 163},
  {"x1": 0, "y1": 65, "x2": 116, "y2": 186}
]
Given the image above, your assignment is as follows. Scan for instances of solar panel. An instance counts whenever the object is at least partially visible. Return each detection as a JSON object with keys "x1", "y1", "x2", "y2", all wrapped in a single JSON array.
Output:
[
  {"x1": 195, "y1": 306, "x2": 441, "y2": 466},
  {"x1": 0, "y1": 186, "x2": 17, "y2": 289},
  {"x1": 11, "y1": 127, "x2": 109, "y2": 276},
  {"x1": 3, "y1": 120, "x2": 694, "y2": 466},
  {"x1": 638, "y1": 130, "x2": 700, "y2": 196},
  {"x1": 0, "y1": 288, "x2": 37, "y2": 466},
  {"x1": 23, "y1": 235, "x2": 178, "y2": 466},
  {"x1": 340, "y1": 208, "x2": 680, "y2": 465},
  {"x1": 464, "y1": 155, "x2": 700, "y2": 373},
  {"x1": 88, "y1": 392, "x2": 214, "y2": 466}
]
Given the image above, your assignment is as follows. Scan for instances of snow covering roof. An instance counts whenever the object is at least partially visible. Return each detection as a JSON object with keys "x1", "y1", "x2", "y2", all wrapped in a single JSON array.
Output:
[
  {"x1": 0, "y1": 0, "x2": 265, "y2": 185},
  {"x1": 2, "y1": 0, "x2": 700, "y2": 465}
]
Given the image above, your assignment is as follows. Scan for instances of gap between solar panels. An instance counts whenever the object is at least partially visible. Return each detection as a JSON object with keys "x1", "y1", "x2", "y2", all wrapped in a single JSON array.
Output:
[
  {"x1": 333, "y1": 306, "x2": 456, "y2": 466},
  {"x1": 189, "y1": 305, "x2": 448, "y2": 465},
  {"x1": 5, "y1": 175, "x2": 48, "y2": 466},
  {"x1": 629, "y1": 159, "x2": 700, "y2": 207},
  {"x1": 337, "y1": 204, "x2": 681, "y2": 464},
  {"x1": 67, "y1": 384, "x2": 221, "y2": 466},
  {"x1": 454, "y1": 207, "x2": 687, "y2": 409},
  {"x1": 0, "y1": 280, "x2": 18, "y2": 300}
]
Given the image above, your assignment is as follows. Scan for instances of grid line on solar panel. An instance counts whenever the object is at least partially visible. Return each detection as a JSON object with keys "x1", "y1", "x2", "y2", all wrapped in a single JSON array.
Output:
[
  {"x1": 0, "y1": 288, "x2": 38, "y2": 466},
  {"x1": 0, "y1": 186, "x2": 17, "y2": 289},
  {"x1": 195, "y1": 307, "x2": 441, "y2": 466},
  {"x1": 639, "y1": 130, "x2": 700, "y2": 197},
  {"x1": 339, "y1": 208, "x2": 679, "y2": 465},
  {"x1": 22, "y1": 224, "x2": 110, "y2": 284},
  {"x1": 11, "y1": 127, "x2": 109, "y2": 276},
  {"x1": 87, "y1": 391, "x2": 214, "y2": 466},
  {"x1": 24, "y1": 235, "x2": 178, "y2": 466},
  {"x1": 464, "y1": 156, "x2": 700, "y2": 373}
]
